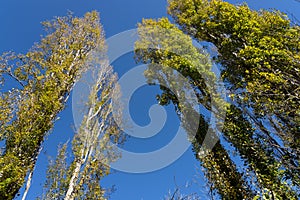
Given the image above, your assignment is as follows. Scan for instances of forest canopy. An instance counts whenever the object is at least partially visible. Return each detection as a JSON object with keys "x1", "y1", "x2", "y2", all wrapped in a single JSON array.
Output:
[{"x1": 0, "y1": 0, "x2": 299, "y2": 199}]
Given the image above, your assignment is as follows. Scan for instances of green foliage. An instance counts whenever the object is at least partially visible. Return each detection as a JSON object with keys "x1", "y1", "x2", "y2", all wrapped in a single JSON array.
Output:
[
  {"x1": 135, "y1": 18, "x2": 252, "y2": 199},
  {"x1": 40, "y1": 59, "x2": 122, "y2": 200},
  {"x1": 135, "y1": 0, "x2": 300, "y2": 199},
  {"x1": 168, "y1": 0, "x2": 300, "y2": 197},
  {"x1": 40, "y1": 143, "x2": 70, "y2": 199},
  {"x1": 0, "y1": 11, "x2": 103, "y2": 199}
]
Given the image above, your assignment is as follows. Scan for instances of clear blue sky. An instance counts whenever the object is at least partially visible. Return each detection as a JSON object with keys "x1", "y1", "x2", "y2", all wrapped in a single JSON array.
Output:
[{"x1": 0, "y1": 0, "x2": 299, "y2": 200}]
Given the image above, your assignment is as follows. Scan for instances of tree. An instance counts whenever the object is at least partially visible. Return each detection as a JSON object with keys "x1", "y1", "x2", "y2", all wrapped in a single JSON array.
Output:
[
  {"x1": 0, "y1": 11, "x2": 104, "y2": 199},
  {"x1": 135, "y1": 0, "x2": 300, "y2": 198},
  {"x1": 168, "y1": 0, "x2": 300, "y2": 195},
  {"x1": 135, "y1": 18, "x2": 253, "y2": 199},
  {"x1": 40, "y1": 57, "x2": 122, "y2": 200}
]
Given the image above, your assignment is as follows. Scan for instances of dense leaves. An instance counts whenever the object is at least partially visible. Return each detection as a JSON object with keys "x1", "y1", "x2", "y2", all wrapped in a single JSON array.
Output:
[
  {"x1": 135, "y1": 18, "x2": 252, "y2": 199},
  {"x1": 168, "y1": 0, "x2": 300, "y2": 197},
  {"x1": 135, "y1": 0, "x2": 300, "y2": 199},
  {"x1": 0, "y1": 11, "x2": 103, "y2": 199},
  {"x1": 1, "y1": 1, "x2": 299, "y2": 199}
]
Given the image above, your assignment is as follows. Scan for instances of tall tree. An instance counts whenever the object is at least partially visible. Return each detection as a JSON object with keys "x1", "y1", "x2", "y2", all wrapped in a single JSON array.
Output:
[
  {"x1": 0, "y1": 11, "x2": 104, "y2": 199},
  {"x1": 135, "y1": 0, "x2": 300, "y2": 198},
  {"x1": 168, "y1": 0, "x2": 300, "y2": 194},
  {"x1": 135, "y1": 18, "x2": 253, "y2": 199},
  {"x1": 40, "y1": 58, "x2": 122, "y2": 200}
]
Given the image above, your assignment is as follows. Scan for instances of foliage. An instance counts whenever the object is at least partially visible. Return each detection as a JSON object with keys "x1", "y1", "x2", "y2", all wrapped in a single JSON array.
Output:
[
  {"x1": 135, "y1": 18, "x2": 252, "y2": 199},
  {"x1": 0, "y1": 11, "x2": 104, "y2": 199},
  {"x1": 135, "y1": 0, "x2": 300, "y2": 199},
  {"x1": 168, "y1": 0, "x2": 300, "y2": 197},
  {"x1": 40, "y1": 58, "x2": 122, "y2": 200}
]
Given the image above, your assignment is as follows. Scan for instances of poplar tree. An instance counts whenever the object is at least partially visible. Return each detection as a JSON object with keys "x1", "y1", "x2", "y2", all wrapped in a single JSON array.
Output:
[
  {"x1": 0, "y1": 11, "x2": 105, "y2": 199},
  {"x1": 135, "y1": 0, "x2": 300, "y2": 198},
  {"x1": 40, "y1": 59, "x2": 122, "y2": 200}
]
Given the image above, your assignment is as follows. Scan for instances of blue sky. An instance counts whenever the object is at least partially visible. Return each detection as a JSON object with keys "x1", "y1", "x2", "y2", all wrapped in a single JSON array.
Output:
[{"x1": 1, "y1": 0, "x2": 299, "y2": 200}]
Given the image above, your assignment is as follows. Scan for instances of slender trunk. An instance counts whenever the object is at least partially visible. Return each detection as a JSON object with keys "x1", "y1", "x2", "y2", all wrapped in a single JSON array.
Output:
[
  {"x1": 21, "y1": 170, "x2": 33, "y2": 200},
  {"x1": 64, "y1": 161, "x2": 82, "y2": 200},
  {"x1": 22, "y1": 145, "x2": 43, "y2": 200},
  {"x1": 64, "y1": 105, "x2": 94, "y2": 200}
]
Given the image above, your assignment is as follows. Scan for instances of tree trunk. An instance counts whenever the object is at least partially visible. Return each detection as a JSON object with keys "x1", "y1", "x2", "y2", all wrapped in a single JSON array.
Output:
[{"x1": 64, "y1": 161, "x2": 82, "y2": 200}]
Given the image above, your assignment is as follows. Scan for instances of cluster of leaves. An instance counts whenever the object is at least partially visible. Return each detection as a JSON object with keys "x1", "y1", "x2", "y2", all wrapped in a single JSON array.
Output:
[
  {"x1": 0, "y1": 11, "x2": 104, "y2": 199},
  {"x1": 135, "y1": 0, "x2": 300, "y2": 199},
  {"x1": 135, "y1": 18, "x2": 251, "y2": 199},
  {"x1": 40, "y1": 59, "x2": 123, "y2": 200},
  {"x1": 1, "y1": 1, "x2": 299, "y2": 199}
]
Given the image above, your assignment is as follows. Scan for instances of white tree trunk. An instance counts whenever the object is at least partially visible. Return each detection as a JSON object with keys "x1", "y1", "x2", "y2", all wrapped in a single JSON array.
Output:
[
  {"x1": 64, "y1": 161, "x2": 82, "y2": 200},
  {"x1": 21, "y1": 170, "x2": 33, "y2": 200}
]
